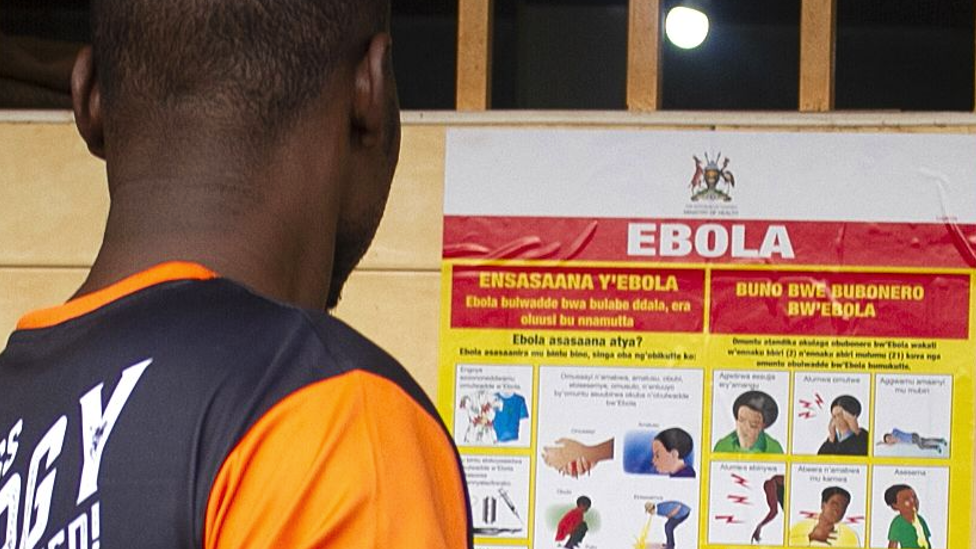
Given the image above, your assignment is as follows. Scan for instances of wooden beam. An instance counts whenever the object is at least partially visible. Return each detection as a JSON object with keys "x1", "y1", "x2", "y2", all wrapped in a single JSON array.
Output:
[
  {"x1": 627, "y1": 0, "x2": 661, "y2": 111},
  {"x1": 456, "y1": 0, "x2": 493, "y2": 111},
  {"x1": 799, "y1": 0, "x2": 836, "y2": 111}
]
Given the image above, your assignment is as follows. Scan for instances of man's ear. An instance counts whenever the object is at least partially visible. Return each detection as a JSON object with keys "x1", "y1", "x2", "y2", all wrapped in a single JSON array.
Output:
[
  {"x1": 352, "y1": 32, "x2": 395, "y2": 149},
  {"x1": 71, "y1": 46, "x2": 106, "y2": 159}
]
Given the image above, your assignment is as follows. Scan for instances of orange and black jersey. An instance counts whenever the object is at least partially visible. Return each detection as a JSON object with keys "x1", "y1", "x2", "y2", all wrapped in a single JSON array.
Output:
[{"x1": 0, "y1": 262, "x2": 472, "y2": 548}]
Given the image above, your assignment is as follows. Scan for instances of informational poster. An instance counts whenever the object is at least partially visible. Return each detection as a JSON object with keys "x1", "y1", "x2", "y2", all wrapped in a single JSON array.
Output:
[{"x1": 437, "y1": 129, "x2": 976, "y2": 549}]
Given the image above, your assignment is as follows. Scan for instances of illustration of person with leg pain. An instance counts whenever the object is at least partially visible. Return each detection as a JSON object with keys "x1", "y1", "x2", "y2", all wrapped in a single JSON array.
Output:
[{"x1": 751, "y1": 474, "x2": 785, "y2": 543}]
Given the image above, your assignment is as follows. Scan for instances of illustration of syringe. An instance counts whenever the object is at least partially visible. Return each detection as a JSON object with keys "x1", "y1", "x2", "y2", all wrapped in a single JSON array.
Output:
[{"x1": 497, "y1": 488, "x2": 523, "y2": 524}]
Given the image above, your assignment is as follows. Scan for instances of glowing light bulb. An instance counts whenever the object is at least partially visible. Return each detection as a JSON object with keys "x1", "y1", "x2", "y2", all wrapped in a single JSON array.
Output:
[{"x1": 665, "y1": 6, "x2": 709, "y2": 49}]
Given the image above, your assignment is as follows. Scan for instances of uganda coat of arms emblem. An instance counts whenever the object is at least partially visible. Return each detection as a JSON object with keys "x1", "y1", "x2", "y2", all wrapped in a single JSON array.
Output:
[{"x1": 690, "y1": 153, "x2": 735, "y2": 202}]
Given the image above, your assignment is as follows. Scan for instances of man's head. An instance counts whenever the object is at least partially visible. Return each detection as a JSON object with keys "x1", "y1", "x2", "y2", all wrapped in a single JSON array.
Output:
[
  {"x1": 576, "y1": 496, "x2": 592, "y2": 511},
  {"x1": 884, "y1": 484, "x2": 918, "y2": 517},
  {"x1": 73, "y1": 0, "x2": 400, "y2": 309},
  {"x1": 86, "y1": 0, "x2": 391, "y2": 145},
  {"x1": 819, "y1": 486, "x2": 851, "y2": 525},
  {"x1": 732, "y1": 390, "x2": 778, "y2": 449},
  {"x1": 652, "y1": 428, "x2": 693, "y2": 474}
]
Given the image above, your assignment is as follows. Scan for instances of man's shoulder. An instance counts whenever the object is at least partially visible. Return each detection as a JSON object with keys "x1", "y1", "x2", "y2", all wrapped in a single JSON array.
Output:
[
  {"x1": 100, "y1": 277, "x2": 409, "y2": 386},
  {"x1": 157, "y1": 279, "x2": 438, "y2": 418}
]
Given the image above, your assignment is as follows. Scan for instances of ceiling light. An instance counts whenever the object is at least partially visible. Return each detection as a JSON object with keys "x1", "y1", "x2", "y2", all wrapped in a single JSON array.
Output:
[{"x1": 665, "y1": 6, "x2": 709, "y2": 49}]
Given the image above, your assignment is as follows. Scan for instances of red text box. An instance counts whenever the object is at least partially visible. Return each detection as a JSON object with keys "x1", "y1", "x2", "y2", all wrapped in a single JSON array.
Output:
[
  {"x1": 710, "y1": 270, "x2": 970, "y2": 339},
  {"x1": 451, "y1": 265, "x2": 704, "y2": 332}
]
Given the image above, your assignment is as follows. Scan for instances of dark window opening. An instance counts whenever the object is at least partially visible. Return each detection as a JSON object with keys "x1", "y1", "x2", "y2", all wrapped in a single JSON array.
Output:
[
  {"x1": 835, "y1": 0, "x2": 974, "y2": 111},
  {"x1": 392, "y1": 0, "x2": 457, "y2": 109},
  {"x1": 492, "y1": 0, "x2": 628, "y2": 110}
]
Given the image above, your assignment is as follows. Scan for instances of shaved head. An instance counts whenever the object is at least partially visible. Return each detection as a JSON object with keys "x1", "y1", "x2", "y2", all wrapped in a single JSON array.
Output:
[{"x1": 91, "y1": 0, "x2": 388, "y2": 140}]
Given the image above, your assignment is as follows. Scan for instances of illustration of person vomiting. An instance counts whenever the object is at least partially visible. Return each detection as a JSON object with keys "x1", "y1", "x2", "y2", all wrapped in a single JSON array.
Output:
[
  {"x1": 788, "y1": 486, "x2": 860, "y2": 546},
  {"x1": 885, "y1": 484, "x2": 931, "y2": 548},
  {"x1": 817, "y1": 395, "x2": 868, "y2": 456},
  {"x1": 556, "y1": 496, "x2": 592, "y2": 549},
  {"x1": 542, "y1": 427, "x2": 695, "y2": 478},
  {"x1": 713, "y1": 390, "x2": 783, "y2": 454},
  {"x1": 645, "y1": 500, "x2": 691, "y2": 549},
  {"x1": 879, "y1": 429, "x2": 947, "y2": 453}
]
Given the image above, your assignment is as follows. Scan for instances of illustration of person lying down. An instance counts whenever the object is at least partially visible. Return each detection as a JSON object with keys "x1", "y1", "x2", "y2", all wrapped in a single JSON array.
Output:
[{"x1": 878, "y1": 429, "x2": 947, "y2": 453}]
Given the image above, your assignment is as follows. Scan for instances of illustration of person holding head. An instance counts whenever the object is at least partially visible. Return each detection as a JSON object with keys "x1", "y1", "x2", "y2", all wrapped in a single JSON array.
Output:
[
  {"x1": 645, "y1": 500, "x2": 691, "y2": 549},
  {"x1": 817, "y1": 395, "x2": 868, "y2": 456},
  {"x1": 556, "y1": 496, "x2": 592, "y2": 549},
  {"x1": 788, "y1": 486, "x2": 860, "y2": 546},
  {"x1": 713, "y1": 390, "x2": 783, "y2": 454},
  {"x1": 885, "y1": 484, "x2": 931, "y2": 548}
]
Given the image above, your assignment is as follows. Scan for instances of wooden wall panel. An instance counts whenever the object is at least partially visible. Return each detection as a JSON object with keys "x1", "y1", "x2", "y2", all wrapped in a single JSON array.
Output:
[
  {"x1": 626, "y1": 0, "x2": 661, "y2": 111},
  {"x1": 333, "y1": 271, "x2": 441, "y2": 394},
  {"x1": 799, "y1": 0, "x2": 836, "y2": 111},
  {"x1": 0, "y1": 123, "x2": 444, "y2": 271},
  {"x1": 360, "y1": 126, "x2": 446, "y2": 271},
  {"x1": 0, "y1": 123, "x2": 106, "y2": 266},
  {"x1": 456, "y1": 0, "x2": 493, "y2": 110}
]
